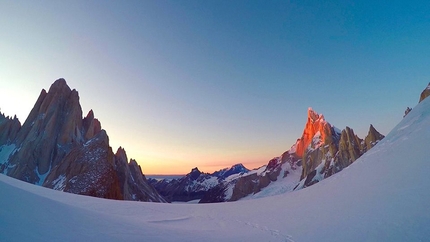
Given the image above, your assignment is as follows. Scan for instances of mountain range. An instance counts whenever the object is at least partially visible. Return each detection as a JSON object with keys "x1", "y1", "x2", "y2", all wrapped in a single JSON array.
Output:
[
  {"x1": 0, "y1": 79, "x2": 425, "y2": 206},
  {"x1": 1, "y1": 82, "x2": 429, "y2": 241},
  {"x1": 148, "y1": 164, "x2": 249, "y2": 202},
  {"x1": 199, "y1": 108, "x2": 384, "y2": 202},
  {"x1": 150, "y1": 107, "x2": 384, "y2": 203},
  {"x1": 0, "y1": 79, "x2": 165, "y2": 202}
]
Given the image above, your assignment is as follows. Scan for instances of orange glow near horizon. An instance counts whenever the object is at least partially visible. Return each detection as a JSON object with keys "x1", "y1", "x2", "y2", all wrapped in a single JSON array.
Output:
[
  {"x1": 107, "y1": 131, "x2": 284, "y2": 175},
  {"x1": 134, "y1": 153, "x2": 272, "y2": 175}
]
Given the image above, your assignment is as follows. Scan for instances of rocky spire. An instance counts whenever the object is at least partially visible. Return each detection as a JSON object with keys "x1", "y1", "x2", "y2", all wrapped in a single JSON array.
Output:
[
  {"x1": 294, "y1": 108, "x2": 332, "y2": 158},
  {"x1": 113, "y1": 147, "x2": 166, "y2": 202},
  {"x1": 1, "y1": 78, "x2": 166, "y2": 202},
  {"x1": 82, "y1": 109, "x2": 102, "y2": 140},
  {"x1": 364, "y1": 124, "x2": 385, "y2": 151},
  {"x1": 7, "y1": 78, "x2": 84, "y2": 183},
  {"x1": 337, "y1": 127, "x2": 362, "y2": 165},
  {"x1": 0, "y1": 112, "x2": 21, "y2": 145}
]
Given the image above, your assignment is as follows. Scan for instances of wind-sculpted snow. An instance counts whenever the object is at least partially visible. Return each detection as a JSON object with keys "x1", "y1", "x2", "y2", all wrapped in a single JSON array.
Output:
[{"x1": 1, "y1": 89, "x2": 430, "y2": 241}]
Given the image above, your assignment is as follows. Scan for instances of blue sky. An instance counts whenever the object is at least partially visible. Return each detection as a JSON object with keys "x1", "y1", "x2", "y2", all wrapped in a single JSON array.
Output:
[{"x1": 0, "y1": 1, "x2": 429, "y2": 174}]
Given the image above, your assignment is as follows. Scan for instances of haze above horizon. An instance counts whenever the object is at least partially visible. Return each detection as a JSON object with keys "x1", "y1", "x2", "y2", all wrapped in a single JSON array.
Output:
[{"x1": 1, "y1": 1, "x2": 429, "y2": 174}]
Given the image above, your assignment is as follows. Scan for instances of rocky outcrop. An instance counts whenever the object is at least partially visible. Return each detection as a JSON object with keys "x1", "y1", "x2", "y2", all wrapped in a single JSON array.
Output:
[
  {"x1": 364, "y1": 124, "x2": 384, "y2": 152},
  {"x1": 114, "y1": 147, "x2": 166, "y2": 202},
  {"x1": 419, "y1": 83, "x2": 430, "y2": 103},
  {"x1": 0, "y1": 113, "x2": 21, "y2": 145},
  {"x1": 338, "y1": 127, "x2": 362, "y2": 166},
  {"x1": 0, "y1": 78, "x2": 165, "y2": 202},
  {"x1": 404, "y1": 107, "x2": 412, "y2": 117},
  {"x1": 298, "y1": 124, "x2": 384, "y2": 189},
  {"x1": 82, "y1": 110, "x2": 101, "y2": 140}
]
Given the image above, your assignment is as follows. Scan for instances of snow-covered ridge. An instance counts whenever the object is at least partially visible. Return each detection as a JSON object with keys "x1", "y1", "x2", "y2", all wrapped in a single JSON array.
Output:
[{"x1": 149, "y1": 164, "x2": 250, "y2": 202}]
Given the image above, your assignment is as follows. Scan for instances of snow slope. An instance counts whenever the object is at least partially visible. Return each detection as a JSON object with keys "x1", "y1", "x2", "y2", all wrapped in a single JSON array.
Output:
[{"x1": 2, "y1": 98, "x2": 430, "y2": 241}]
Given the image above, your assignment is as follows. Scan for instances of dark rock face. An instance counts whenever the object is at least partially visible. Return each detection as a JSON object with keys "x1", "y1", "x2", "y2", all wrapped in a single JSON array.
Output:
[
  {"x1": 0, "y1": 113, "x2": 21, "y2": 145},
  {"x1": 404, "y1": 107, "x2": 412, "y2": 117},
  {"x1": 0, "y1": 79, "x2": 165, "y2": 202},
  {"x1": 82, "y1": 110, "x2": 101, "y2": 140},
  {"x1": 364, "y1": 124, "x2": 385, "y2": 152},
  {"x1": 114, "y1": 148, "x2": 166, "y2": 202},
  {"x1": 7, "y1": 79, "x2": 84, "y2": 183},
  {"x1": 44, "y1": 130, "x2": 122, "y2": 200}
]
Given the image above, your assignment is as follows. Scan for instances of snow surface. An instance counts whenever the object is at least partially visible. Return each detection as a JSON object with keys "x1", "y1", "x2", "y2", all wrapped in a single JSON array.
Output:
[
  {"x1": 2, "y1": 98, "x2": 430, "y2": 241},
  {"x1": 242, "y1": 161, "x2": 302, "y2": 200},
  {"x1": 186, "y1": 175, "x2": 219, "y2": 192}
]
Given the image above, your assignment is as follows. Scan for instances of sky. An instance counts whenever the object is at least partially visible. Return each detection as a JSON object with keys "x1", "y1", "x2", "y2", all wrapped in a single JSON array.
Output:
[{"x1": 0, "y1": 0, "x2": 429, "y2": 175}]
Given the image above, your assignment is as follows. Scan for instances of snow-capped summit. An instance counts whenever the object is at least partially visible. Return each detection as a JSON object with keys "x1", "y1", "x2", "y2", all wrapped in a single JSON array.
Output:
[{"x1": 212, "y1": 163, "x2": 249, "y2": 179}]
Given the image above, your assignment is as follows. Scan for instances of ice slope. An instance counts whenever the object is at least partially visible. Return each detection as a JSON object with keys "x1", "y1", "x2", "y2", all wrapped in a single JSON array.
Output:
[{"x1": 1, "y1": 98, "x2": 430, "y2": 241}]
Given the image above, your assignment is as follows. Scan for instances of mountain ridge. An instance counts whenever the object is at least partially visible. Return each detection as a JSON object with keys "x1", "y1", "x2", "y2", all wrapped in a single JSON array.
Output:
[
  {"x1": 148, "y1": 163, "x2": 249, "y2": 202},
  {"x1": 1, "y1": 83, "x2": 429, "y2": 241},
  {"x1": 200, "y1": 107, "x2": 384, "y2": 203},
  {"x1": 0, "y1": 78, "x2": 165, "y2": 202}
]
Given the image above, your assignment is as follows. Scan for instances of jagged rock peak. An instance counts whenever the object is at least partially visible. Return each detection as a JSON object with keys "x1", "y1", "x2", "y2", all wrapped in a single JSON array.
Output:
[
  {"x1": 86, "y1": 109, "x2": 94, "y2": 120},
  {"x1": 115, "y1": 146, "x2": 126, "y2": 157},
  {"x1": 191, "y1": 167, "x2": 200, "y2": 173},
  {"x1": 307, "y1": 107, "x2": 325, "y2": 123},
  {"x1": 189, "y1": 167, "x2": 202, "y2": 180},
  {"x1": 404, "y1": 107, "x2": 412, "y2": 117},
  {"x1": 0, "y1": 112, "x2": 21, "y2": 145},
  {"x1": 7, "y1": 78, "x2": 85, "y2": 183},
  {"x1": 365, "y1": 124, "x2": 384, "y2": 151},
  {"x1": 338, "y1": 126, "x2": 362, "y2": 164},
  {"x1": 129, "y1": 159, "x2": 139, "y2": 167},
  {"x1": 231, "y1": 163, "x2": 246, "y2": 169},
  {"x1": 419, "y1": 83, "x2": 430, "y2": 103},
  {"x1": 295, "y1": 108, "x2": 331, "y2": 158},
  {"x1": 83, "y1": 109, "x2": 102, "y2": 140},
  {"x1": 48, "y1": 78, "x2": 72, "y2": 94}
]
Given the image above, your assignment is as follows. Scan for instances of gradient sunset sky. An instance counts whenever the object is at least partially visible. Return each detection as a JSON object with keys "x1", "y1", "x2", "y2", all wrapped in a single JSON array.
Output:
[{"x1": 1, "y1": 1, "x2": 429, "y2": 175}]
